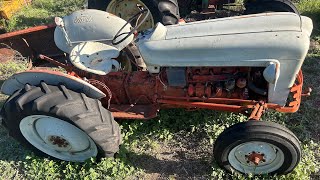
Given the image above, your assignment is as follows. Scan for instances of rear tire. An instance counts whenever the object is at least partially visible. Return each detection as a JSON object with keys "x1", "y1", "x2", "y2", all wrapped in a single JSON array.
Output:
[
  {"x1": 244, "y1": 0, "x2": 299, "y2": 15},
  {"x1": 214, "y1": 121, "x2": 301, "y2": 175},
  {"x1": 88, "y1": 0, "x2": 180, "y2": 28},
  {"x1": 1, "y1": 82, "x2": 121, "y2": 162}
]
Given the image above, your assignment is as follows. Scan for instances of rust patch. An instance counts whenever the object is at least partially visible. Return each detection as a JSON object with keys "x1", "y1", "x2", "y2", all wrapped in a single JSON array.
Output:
[
  {"x1": 0, "y1": 48, "x2": 15, "y2": 63},
  {"x1": 245, "y1": 152, "x2": 265, "y2": 165},
  {"x1": 48, "y1": 135, "x2": 69, "y2": 148}
]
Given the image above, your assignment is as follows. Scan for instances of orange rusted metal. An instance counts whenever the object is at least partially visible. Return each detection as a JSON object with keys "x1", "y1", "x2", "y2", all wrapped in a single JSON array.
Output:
[
  {"x1": 158, "y1": 70, "x2": 305, "y2": 118},
  {"x1": 0, "y1": 24, "x2": 62, "y2": 59},
  {"x1": 22, "y1": 65, "x2": 304, "y2": 120},
  {"x1": 71, "y1": 68, "x2": 305, "y2": 120},
  {"x1": 110, "y1": 104, "x2": 159, "y2": 119},
  {"x1": 38, "y1": 54, "x2": 70, "y2": 70},
  {"x1": 273, "y1": 70, "x2": 304, "y2": 113},
  {"x1": 112, "y1": 112, "x2": 147, "y2": 119},
  {"x1": 246, "y1": 152, "x2": 265, "y2": 165},
  {"x1": 0, "y1": 24, "x2": 55, "y2": 39},
  {"x1": 157, "y1": 99, "x2": 249, "y2": 112},
  {"x1": 249, "y1": 103, "x2": 266, "y2": 120}
]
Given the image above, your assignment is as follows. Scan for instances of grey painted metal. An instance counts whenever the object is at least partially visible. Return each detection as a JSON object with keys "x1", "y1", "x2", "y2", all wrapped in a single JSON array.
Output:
[
  {"x1": 137, "y1": 12, "x2": 313, "y2": 106},
  {"x1": 263, "y1": 62, "x2": 279, "y2": 84},
  {"x1": 1, "y1": 70, "x2": 106, "y2": 99},
  {"x1": 20, "y1": 115, "x2": 98, "y2": 162},
  {"x1": 54, "y1": 9, "x2": 133, "y2": 54},
  {"x1": 228, "y1": 141, "x2": 285, "y2": 174},
  {"x1": 70, "y1": 42, "x2": 120, "y2": 75}
]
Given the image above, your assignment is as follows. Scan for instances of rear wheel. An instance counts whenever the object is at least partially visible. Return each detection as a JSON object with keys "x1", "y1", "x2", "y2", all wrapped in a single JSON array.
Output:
[
  {"x1": 88, "y1": 0, "x2": 180, "y2": 30},
  {"x1": 20, "y1": 115, "x2": 98, "y2": 162},
  {"x1": 1, "y1": 82, "x2": 121, "y2": 162},
  {"x1": 244, "y1": 0, "x2": 299, "y2": 15},
  {"x1": 214, "y1": 121, "x2": 301, "y2": 175}
]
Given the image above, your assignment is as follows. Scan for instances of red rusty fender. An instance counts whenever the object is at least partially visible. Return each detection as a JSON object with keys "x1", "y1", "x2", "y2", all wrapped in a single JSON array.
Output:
[{"x1": 1, "y1": 70, "x2": 106, "y2": 99}]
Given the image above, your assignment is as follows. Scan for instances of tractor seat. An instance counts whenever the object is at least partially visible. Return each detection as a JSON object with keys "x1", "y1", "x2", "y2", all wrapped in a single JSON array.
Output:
[{"x1": 69, "y1": 42, "x2": 120, "y2": 75}]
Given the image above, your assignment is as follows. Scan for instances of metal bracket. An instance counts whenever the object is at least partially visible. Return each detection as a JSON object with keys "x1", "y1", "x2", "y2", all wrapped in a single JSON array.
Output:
[{"x1": 249, "y1": 102, "x2": 266, "y2": 121}]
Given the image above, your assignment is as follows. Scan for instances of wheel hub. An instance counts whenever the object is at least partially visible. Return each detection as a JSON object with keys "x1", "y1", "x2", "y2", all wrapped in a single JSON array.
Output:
[
  {"x1": 48, "y1": 135, "x2": 70, "y2": 148},
  {"x1": 228, "y1": 141, "x2": 285, "y2": 174},
  {"x1": 245, "y1": 151, "x2": 265, "y2": 165}
]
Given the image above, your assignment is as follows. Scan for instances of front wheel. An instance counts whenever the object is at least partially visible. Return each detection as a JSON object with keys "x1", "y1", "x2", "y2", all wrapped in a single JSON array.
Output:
[
  {"x1": 1, "y1": 82, "x2": 121, "y2": 162},
  {"x1": 214, "y1": 121, "x2": 301, "y2": 175}
]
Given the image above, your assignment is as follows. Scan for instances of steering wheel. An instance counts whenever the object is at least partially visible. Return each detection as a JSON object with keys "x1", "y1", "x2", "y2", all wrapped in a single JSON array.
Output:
[{"x1": 112, "y1": 8, "x2": 150, "y2": 45}]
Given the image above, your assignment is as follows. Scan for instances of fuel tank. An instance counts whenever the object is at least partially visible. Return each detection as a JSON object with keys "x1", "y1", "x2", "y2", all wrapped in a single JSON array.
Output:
[{"x1": 137, "y1": 12, "x2": 313, "y2": 106}]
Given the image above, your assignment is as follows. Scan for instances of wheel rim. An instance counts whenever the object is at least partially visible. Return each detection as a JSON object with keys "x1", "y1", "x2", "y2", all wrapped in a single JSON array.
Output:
[
  {"x1": 106, "y1": 0, "x2": 155, "y2": 31},
  {"x1": 20, "y1": 115, "x2": 98, "y2": 162},
  {"x1": 228, "y1": 141, "x2": 285, "y2": 174}
]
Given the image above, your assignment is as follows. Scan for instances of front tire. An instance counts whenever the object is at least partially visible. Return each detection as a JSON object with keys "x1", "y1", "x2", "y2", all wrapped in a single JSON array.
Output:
[
  {"x1": 1, "y1": 82, "x2": 121, "y2": 162},
  {"x1": 214, "y1": 121, "x2": 301, "y2": 175}
]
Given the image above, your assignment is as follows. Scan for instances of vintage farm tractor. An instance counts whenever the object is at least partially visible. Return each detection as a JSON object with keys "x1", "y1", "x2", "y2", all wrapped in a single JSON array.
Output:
[{"x1": 0, "y1": 1, "x2": 313, "y2": 176}]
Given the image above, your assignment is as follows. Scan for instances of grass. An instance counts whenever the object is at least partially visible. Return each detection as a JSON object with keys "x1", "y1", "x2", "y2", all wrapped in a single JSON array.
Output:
[
  {"x1": 297, "y1": 0, "x2": 320, "y2": 38},
  {"x1": 0, "y1": 0, "x2": 320, "y2": 179},
  {"x1": 4, "y1": 0, "x2": 86, "y2": 32}
]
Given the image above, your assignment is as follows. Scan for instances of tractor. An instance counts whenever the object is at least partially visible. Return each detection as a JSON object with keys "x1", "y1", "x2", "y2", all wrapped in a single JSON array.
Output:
[{"x1": 0, "y1": 0, "x2": 313, "y2": 176}]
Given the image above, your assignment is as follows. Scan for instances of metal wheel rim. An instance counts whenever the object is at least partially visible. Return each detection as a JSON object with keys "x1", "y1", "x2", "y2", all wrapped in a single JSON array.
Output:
[
  {"x1": 106, "y1": 0, "x2": 155, "y2": 31},
  {"x1": 228, "y1": 141, "x2": 285, "y2": 174},
  {"x1": 20, "y1": 115, "x2": 98, "y2": 162}
]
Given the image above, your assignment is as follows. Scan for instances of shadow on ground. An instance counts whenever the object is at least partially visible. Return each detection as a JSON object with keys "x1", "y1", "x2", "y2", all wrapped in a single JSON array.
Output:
[
  {"x1": 0, "y1": 91, "x2": 31, "y2": 162},
  {"x1": 127, "y1": 152, "x2": 212, "y2": 179},
  {"x1": 0, "y1": 125, "x2": 31, "y2": 161}
]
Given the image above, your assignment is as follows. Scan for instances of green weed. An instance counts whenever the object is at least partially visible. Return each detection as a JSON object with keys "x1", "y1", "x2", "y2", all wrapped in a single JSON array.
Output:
[
  {"x1": 5, "y1": 0, "x2": 85, "y2": 32},
  {"x1": 0, "y1": 61, "x2": 28, "y2": 79},
  {"x1": 297, "y1": 0, "x2": 320, "y2": 37},
  {"x1": 22, "y1": 155, "x2": 136, "y2": 180}
]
